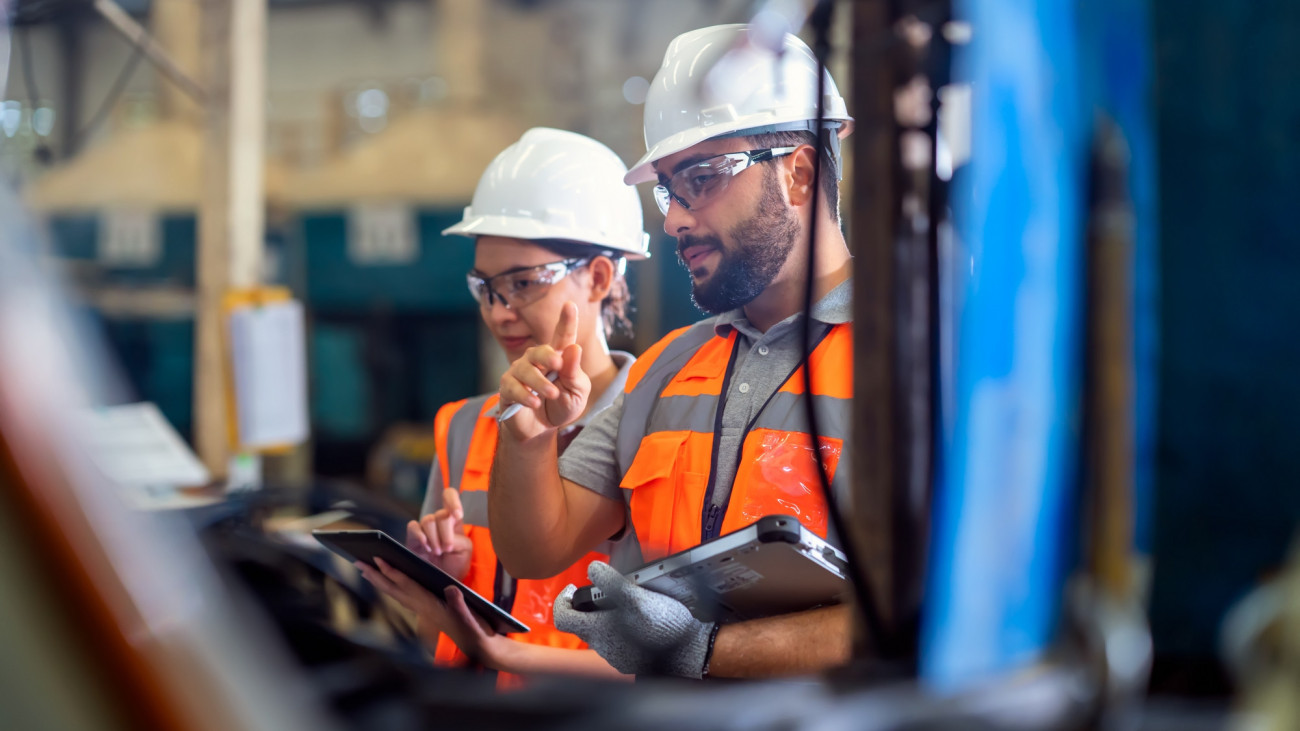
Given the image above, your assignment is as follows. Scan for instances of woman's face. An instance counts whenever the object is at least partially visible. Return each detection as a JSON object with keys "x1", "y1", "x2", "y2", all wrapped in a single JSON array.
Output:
[{"x1": 471, "y1": 236, "x2": 600, "y2": 363}]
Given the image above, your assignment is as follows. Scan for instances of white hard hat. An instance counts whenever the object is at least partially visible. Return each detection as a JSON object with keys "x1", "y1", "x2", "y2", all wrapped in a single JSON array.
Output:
[
  {"x1": 444, "y1": 127, "x2": 650, "y2": 259},
  {"x1": 625, "y1": 24, "x2": 853, "y2": 185}
]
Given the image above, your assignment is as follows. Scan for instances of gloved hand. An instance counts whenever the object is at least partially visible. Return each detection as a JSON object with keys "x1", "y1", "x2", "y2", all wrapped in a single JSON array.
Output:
[{"x1": 554, "y1": 561, "x2": 715, "y2": 678}]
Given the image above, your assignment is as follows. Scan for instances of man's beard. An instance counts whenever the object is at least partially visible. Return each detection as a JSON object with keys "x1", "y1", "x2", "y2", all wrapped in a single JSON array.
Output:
[{"x1": 677, "y1": 173, "x2": 800, "y2": 315}]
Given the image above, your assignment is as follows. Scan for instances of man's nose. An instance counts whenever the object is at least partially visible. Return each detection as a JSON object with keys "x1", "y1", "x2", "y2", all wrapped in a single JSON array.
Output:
[{"x1": 663, "y1": 196, "x2": 697, "y2": 237}]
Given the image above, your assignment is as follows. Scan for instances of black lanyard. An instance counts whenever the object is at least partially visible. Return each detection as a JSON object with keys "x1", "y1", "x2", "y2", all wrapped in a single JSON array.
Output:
[{"x1": 698, "y1": 323, "x2": 833, "y2": 542}]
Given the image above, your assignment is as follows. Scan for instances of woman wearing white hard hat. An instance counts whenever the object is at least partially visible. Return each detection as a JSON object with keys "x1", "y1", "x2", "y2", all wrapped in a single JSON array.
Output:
[
  {"x1": 357, "y1": 127, "x2": 647, "y2": 686},
  {"x1": 492, "y1": 25, "x2": 861, "y2": 680}
]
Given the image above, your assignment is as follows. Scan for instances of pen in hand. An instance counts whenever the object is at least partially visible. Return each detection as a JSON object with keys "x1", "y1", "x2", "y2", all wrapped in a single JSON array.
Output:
[{"x1": 498, "y1": 371, "x2": 559, "y2": 422}]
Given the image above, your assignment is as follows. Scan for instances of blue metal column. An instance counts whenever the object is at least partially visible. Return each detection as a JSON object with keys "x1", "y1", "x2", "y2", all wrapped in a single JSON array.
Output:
[{"x1": 921, "y1": 0, "x2": 1088, "y2": 690}]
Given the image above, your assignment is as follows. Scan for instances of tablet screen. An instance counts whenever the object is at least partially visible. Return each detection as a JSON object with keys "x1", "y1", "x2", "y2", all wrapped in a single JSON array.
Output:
[{"x1": 313, "y1": 529, "x2": 530, "y2": 635}]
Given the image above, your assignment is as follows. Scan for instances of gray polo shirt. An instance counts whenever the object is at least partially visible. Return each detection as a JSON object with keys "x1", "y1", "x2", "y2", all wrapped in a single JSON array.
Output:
[
  {"x1": 420, "y1": 350, "x2": 636, "y2": 515},
  {"x1": 560, "y1": 279, "x2": 853, "y2": 513}
]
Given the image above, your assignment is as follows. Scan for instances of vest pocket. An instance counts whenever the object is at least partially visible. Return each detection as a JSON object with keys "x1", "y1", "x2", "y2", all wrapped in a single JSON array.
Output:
[
  {"x1": 622, "y1": 430, "x2": 708, "y2": 560},
  {"x1": 731, "y1": 429, "x2": 842, "y2": 538}
]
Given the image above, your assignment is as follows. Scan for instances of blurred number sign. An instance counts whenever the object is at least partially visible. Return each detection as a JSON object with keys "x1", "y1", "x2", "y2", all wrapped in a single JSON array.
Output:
[
  {"x1": 348, "y1": 203, "x2": 417, "y2": 265},
  {"x1": 98, "y1": 208, "x2": 162, "y2": 267}
]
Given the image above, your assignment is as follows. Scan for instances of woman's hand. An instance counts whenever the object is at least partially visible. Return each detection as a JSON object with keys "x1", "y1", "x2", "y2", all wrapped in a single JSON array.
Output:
[
  {"x1": 405, "y1": 487, "x2": 473, "y2": 580},
  {"x1": 498, "y1": 302, "x2": 591, "y2": 441},
  {"x1": 358, "y1": 558, "x2": 516, "y2": 670}
]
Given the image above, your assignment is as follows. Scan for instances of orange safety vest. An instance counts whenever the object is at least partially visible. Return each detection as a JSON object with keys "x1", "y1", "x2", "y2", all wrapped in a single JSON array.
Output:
[
  {"x1": 428, "y1": 393, "x2": 607, "y2": 687},
  {"x1": 610, "y1": 320, "x2": 852, "y2": 568}
]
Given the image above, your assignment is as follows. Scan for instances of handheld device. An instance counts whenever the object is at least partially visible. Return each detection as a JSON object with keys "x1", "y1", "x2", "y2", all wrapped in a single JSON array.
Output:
[
  {"x1": 571, "y1": 514, "x2": 849, "y2": 624},
  {"x1": 314, "y1": 529, "x2": 530, "y2": 634}
]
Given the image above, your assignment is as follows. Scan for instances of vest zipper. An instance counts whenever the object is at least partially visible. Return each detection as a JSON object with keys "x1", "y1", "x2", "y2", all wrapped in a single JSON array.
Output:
[{"x1": 703, "y1": 503, "x2": 723, "y2": 539}]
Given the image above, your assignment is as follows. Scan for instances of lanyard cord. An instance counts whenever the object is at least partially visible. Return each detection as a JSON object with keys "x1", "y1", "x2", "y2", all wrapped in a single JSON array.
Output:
[{"x1": 699, "y1": 323, "x2": 834, "y2": 543}]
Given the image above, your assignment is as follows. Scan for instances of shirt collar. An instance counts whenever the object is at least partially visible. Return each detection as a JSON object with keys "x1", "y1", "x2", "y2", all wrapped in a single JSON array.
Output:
[
  {"x1": 579, "y1": 350, "x2": 635, "y2": 425},
  {"x1": 712, "y1": 277, "x2": 853, "y2": 339}
]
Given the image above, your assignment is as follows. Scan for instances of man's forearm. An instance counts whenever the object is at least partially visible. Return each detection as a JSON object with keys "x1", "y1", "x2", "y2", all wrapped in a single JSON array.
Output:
[
  {"x1": 707, "y1": 605, "x2": 852, "y2": 678},
  {"x1": 488, "y1": 429, "x2": 569, "y2": 577},
  {"x1": 495, "y1": 643, "x2": 631, "y2": 681}
]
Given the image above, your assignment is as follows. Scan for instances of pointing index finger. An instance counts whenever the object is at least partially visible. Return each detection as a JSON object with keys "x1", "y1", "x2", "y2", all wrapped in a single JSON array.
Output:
[{"x1": 550, "y1": 301, "x2": 579, "y2": 350}]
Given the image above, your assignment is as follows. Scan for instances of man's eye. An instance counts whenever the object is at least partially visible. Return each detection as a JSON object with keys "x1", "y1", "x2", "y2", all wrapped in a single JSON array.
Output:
[{"x1": 689, "y1": 173, "x2": 716, "y2": 190}]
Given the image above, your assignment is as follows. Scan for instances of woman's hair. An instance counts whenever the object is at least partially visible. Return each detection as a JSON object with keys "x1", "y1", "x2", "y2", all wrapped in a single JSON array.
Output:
[{"x1": 534, "y1": 239, "x2": 634, "y2": 338}]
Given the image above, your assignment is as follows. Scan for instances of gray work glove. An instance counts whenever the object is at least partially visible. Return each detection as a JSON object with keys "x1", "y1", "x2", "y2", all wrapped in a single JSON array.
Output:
[{"x1": 554, "y1": 561, "x2": 715, "y2": 678}]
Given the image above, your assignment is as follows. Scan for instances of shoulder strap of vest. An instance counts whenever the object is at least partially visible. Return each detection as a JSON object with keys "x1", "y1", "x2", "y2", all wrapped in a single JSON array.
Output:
[
  {"x1": 432, "y1": 398, "x2": 467, "y2": 491},
  {"x1": 616, "y1": 319, "x2": 723, "y2": 474},
  {"x1": 625, "y1": 324, "x2": 688, "y2": 393},
  {"x1": 444, "y1": 393, "x2": 495, "y2": 490}
]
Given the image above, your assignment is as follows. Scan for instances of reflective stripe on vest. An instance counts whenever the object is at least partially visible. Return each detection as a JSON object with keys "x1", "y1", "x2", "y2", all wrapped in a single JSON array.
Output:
[
  {"x1": 614, "y1": 322, "x2": 852, "y2": 564},
  {"x1": 429, "y1": 393, "x2": 608, "y2": 687}
]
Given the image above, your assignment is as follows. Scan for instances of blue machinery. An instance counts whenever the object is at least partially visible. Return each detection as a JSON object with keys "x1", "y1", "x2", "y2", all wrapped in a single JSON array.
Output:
[{"x1": 921, "y1": 0, "x2": 1157, "y2": 690}]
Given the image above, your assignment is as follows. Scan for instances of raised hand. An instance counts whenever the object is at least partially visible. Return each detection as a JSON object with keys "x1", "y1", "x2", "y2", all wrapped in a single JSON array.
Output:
[{"x1": 498, "y1": 301, "x2": 591, "y2": 440}]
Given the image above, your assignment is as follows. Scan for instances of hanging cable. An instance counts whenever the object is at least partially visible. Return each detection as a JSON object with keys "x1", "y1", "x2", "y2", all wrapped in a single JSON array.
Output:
[
  {"x1": 17, "y1": 27, "x2": 55, "y2": 164},
  {"x1": 72, "y1": 40, "x2": 144, "y2": 152}
]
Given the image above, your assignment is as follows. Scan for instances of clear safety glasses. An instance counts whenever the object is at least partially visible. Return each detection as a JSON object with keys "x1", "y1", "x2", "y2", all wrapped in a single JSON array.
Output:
[
  {"x1": 653, "y1": 146, "x2": 798, "y2": 215},
  {"x1": 466, "y1": 258, "x2": 590, "y2": 310}
]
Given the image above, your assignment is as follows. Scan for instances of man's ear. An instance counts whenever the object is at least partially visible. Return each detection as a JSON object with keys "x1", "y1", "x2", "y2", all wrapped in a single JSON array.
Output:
[
  {"x1": 786, "y1": 144, "x2": 818, "y2": 207},
  {"x1": 587, "y1": 255, "x2": 615, "y2": 303}
]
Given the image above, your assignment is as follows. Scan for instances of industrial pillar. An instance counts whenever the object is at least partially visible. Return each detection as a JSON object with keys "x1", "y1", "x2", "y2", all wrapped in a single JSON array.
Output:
[{"x1": 194, "y1": 0, "x2": 266, "y2": 475}]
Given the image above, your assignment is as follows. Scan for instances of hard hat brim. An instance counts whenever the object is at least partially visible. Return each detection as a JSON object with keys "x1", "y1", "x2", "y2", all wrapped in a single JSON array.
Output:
[{"x1": 443, "y1": 215, "x2": 650, "y2": 260}]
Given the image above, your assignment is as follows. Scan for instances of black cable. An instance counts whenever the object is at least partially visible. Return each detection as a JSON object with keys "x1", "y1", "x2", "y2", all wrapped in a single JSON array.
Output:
[
  {"x1": 17, "y1": 27, "x2": 55, "y2": 164},
  {"x1": 800, "y1": 0, "x2": 891, "y2": 655},
  {"x1": 72, "y1": 40, "x2": 145, "y2": 152}
]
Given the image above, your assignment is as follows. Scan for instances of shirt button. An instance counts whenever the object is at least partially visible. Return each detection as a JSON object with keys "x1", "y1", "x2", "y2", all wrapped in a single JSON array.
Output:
[
  {"x1": 738, "y1": 383, "x2": 750, "y2": 394},
  {"x1": 758, "y1": 346, "x2": 769, "y2": 356}
]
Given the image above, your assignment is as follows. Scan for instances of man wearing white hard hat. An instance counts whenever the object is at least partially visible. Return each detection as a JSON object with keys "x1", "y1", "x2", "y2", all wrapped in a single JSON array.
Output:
[
  {"x1": 358, "y1": 128, "x2": 648, "y2": 686},
  {"x1": 491, "y1": 25, "x2": 856, "y2": 679}
]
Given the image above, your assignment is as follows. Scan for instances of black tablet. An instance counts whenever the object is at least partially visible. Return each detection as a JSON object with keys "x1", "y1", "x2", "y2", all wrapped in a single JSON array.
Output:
[{"x1": 313, "y1": 529, "x2": 530, "y2": 635}]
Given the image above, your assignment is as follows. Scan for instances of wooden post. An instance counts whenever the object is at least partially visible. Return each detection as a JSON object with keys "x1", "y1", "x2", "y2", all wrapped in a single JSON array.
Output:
[
  {"x1": 150, "y1": 0, "x2": 202, "y2": 123},
  {"x1": 194, "y1": 0, "x2": 266, "y2": 476},
  {"x1": 228, "y1": 0, "x2": 266, "y2": 290},
  {"x1": 1086, "y1": 119, "x2": 1137, "y2": 600},
  {"x1": 848, "y1": 0, "x2": 903, "y2": 656},
  {"x1": 92, "y1": 0, "x2": 207, "y2": 106},
  {"x1": 436, "y1": 0, "x2": 484, "y2": 104}
]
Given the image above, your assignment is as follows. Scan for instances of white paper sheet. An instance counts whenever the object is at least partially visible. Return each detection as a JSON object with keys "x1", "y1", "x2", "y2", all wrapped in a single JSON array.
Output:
[
  {"x1": 80, "y1": 402, "x2": 211, "y2": 488},
  {"x1": 228, "y1": 299, "x2": 310, "y2": 449}
]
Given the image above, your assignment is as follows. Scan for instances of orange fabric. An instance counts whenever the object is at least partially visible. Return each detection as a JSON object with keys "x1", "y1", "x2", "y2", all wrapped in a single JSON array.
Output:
[
  {"x1": 429, "y1": 395, "x2": 607, "y2": 688},
  {"x1": 624, "y1": 430, "x2": 715, "y2": 559},
  {"x1": 723, "y1": 429, "x2": 842, "y2": 539},
  {"x1": 658, "y1": 331, "x2": 737, "y2": 398},
  {"x1": 778, "y1": 326, "x2": 854, "y2": 398},
  {"x1": 624, "y1": 324, "x2": 693, "y2": 393},
  {"x1": 623, "y1": 324, "x2": 851, "y2": 561},
  {"x1": 431, "y1": 398, "x2": 465, "y2": 493}
]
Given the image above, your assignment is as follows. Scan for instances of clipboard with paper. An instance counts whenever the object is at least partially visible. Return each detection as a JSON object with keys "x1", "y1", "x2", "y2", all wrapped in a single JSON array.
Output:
[{"x1": 222, "y1": 287, "x2": 309, "y2": 453}]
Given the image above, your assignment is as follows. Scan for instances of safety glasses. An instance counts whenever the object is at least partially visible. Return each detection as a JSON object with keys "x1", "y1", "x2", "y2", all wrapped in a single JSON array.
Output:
[
  {"x1": 466, "y1": 258, "x2": 590, "y2": 310},
  {"x1": 653, "y1": 146, "x2": 798, "y2": 215}
]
